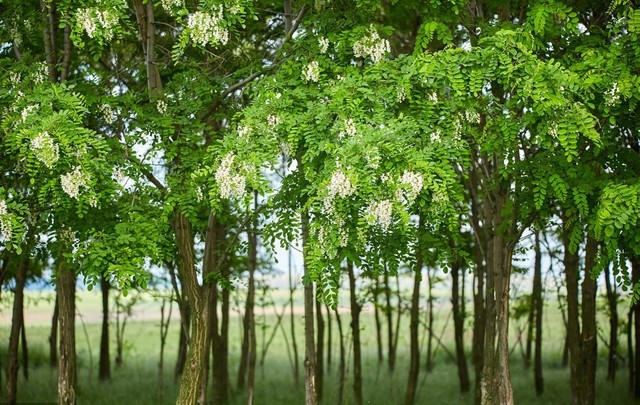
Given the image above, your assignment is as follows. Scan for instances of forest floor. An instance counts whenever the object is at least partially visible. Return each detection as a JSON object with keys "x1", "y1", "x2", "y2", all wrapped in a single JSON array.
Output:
[{"x1": 0, "y1": 288, "x2": 635, "y2": 404}]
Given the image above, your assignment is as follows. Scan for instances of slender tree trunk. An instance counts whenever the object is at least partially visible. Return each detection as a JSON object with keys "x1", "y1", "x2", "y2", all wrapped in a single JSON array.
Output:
[
  {"x1": 49, "y1": 294, "x2": 59, "y2": 368},
  {"x1": 347, "y1": 261, "x2": 363, "y2": 405},
  {"x1": 335, "y1": 307, "x2": 346, "y2": 405},
  {"x1": 246, "y1": 194, "x2": 258, "y2": 405},
  {"x1": 425, "y1": 267, "x2": 434, "y2": 373},
  {"x1": 158, "y1": 295, "x2": 172, "y2": 395},
  {"x1": 57, "y1": 251, "x2": 77, "y2": 405},
  {"x1": 301, "y1": 211, "x2": 317, "y2": 405},
  {"x1": 316, "y1": 296, "x2": 325, "y2": 401},
  {"x1": 209, "y1": 218, "x2": 227, "y2": 405},
  {"x1": 384, "y1": 270, "x2": 396, "y2": 372},
  {"x1": 98, "y1": 276, "x2": 111, "y2": 381},
  {"x1": 564, "y1": 227, "x2": 598, "y2": 405},
  {"x1": 175, "y1": 305, "x2": 190, "y2": 381},
  {"x1": 288, "y1": 247, "x2": 300, "y2": 385},
  {"x1": 20, "y1": 312, "x2": 28, "y2": 381},
  {"x1": 472, "y1": 241, "x2": 486, "y2": 405},
  {"x1": 7, "y1": 258, "x2": 28, "y2": 404},
  {"x1": 405, "y1": 222, "x2": 423, "y2": 405},
  {"x1": 452, "y1": 257, "x2": 470, "y2": 393},
  {"x1": 604, "y1": 264, "x2": 618, "y2": 382},
  {"x1": 524, "y1": 294, "x2": 534, "y2": 370},
  {"x1": 237, "y1": 281, "x2": 252, "y2": 390},
  {"x1": 632, "y1": 256, "x2": 640, "y2": 399},
  {"x1": 325, "y1": 303, "x2": 333, "y2": 373},
  {"x1": 533, "y1": 231, "x2": 543, "y2": 395},
  {"x1": 374, "y1": 277, "x2": 383, "y2": 364},
  {"x1": 628, "y1": 308, "x2": 634, "y2": 394}
]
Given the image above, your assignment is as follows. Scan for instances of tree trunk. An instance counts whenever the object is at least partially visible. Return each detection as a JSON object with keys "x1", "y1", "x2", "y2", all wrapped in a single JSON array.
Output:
[
  {"x1": 564, "y1": 226, "x2": 598, "y2": 405},
  {"x1": 158, "y1": 295, "x2": 172, "y2": 395},
  {"x1": 175, "y1": 305, "x2": 190, "y2": 381},
  {"x1": 425, "y1": 267, "x2": 434, "y2": 373},
  {"x1": 50, "y1": 294, "x2": 59, "y2": 368},
  {"x1": 632, "y1": 256, "x2": 640, "y2": 399},
  {"x1": 452, "y1": 256, "x2": 470, "y2": 393},
  {"x1": 246, "y1": 196, "x2": 258, "y2": 405},
  {"x1": 533, "y1": 231, "x2": 543, "y2": 395},
  {"x1": 347, "y1": 261, "x2": 363, "y2": 405},
  {"x1": 480, "y1": 192, "x2": 515, "y2": 405},
  {"x1": 604, "y1": 264, "x2": 618, "y2": 382},
  {"x1": 98, "y1": 276, "x2": 111, "y2": 381},
  {"x1": 325, "y1": 303, "x2": 333, "y2": 373},
  {"x1": 404, "y1": 223, "x2": 423, "y2": 405},
  {"x1": 628, "y1": 308, "x2": 634, "y2": 394},
  {"x1": 374, "y1": 277, "x2": 383, "y2": 364},
  {"x1": 472, "y1": 241, "x2": 486, "y2": 405},
  {"x1": 209, "y1": 217, "x2": 227, "y2": 405},
  {"x1": 288, "y1": 247, "x2": 300, "y2": 385},
  {"x1": 237, "y1": 276, "x2": 252, "y2": 390},
  {"x1": 335, "y1": 307, "x2": 346, "y2": 405},
  {"x1": 384, "y1": 270, "x2": 396, "y2": 372},
  {"x1": 20, "y1": 311, "x2": 28, "y2": 381},
  {"x1": 315, "y1": 296, "x2": 325, "y2": 401},
  {"x1": 7, "y1": 258, "x2": 28, "y2": 404},
  {"x1": 301, "y1": 211, "x2": 317, "y2": 405},
  {"x1": 57, "y1": 252, "x2": 77, "y2": 405}
]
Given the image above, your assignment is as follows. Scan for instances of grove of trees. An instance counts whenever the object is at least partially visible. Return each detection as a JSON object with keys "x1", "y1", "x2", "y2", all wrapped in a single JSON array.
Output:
[{"x1": 1, "y1": 0, "x2": 639, "y2": 405}]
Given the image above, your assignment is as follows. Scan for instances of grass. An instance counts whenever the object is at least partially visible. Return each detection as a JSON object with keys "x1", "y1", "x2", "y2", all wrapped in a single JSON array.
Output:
[{"x1": 0, "y1": 288, "x2": 636, "y2": 404}]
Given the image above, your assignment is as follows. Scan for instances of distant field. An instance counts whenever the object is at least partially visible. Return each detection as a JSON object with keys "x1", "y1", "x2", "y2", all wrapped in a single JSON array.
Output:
[{"x1": 0, "y1": 284, "x2": 635, "y2": 404}]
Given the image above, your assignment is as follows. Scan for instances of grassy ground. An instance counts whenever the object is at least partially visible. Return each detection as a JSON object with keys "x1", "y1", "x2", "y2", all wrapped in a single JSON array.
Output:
[{"x1": 0, "y1": 288, "x2": 635, "y2": 404}]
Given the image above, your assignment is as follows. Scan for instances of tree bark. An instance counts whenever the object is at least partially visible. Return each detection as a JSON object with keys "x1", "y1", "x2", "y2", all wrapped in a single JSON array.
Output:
[
  {"x1": 325, "y1": 303, "x2": 332, "y2": 373},
  {"x1": 347, "y1": 261, "x2": 363, "y2": 405},
  {"x1": 533, "y1": 231, "x2": 543, "y2": 395},
  {"x1": 246, "y1": 194, "x2": 258, "y2": 404},
  {"x1": 57, "y1": 251, "x2": 77, "y2": 405},
  {"x1": 604, "y1": 264, "x2": 618, "y2": 382},
  {"x1": 404, "y1": 222, "x2": 423, "y2": 405},
  {"x1": 50, "y1": 294, "x2": 59, "y2": 368},
  {"x1": 384, "y1": 270, "x2": 396, "y2": 372},
  {"x1": 301, "y1": 211, "x2": 317, "y2": 405},
  {"x1": 315, "y1": 296, "x2": 325, "y2": 401},
  {"x1": 425, "y1": 267, "x2": 434, "y2": 373},
  {"x1": 471, "y1": 233, "x2": 486, "y2": 405},
  {"x1": 374, "y1": 277, "x2": 383, "y2": 364},
  {"x1": 7, "y1": 258, "x2": 28, "y2": 405},
  {"x1": 452, "y1": 256, "x2": 470, "y2": 393},
  {"x1": 98, "y1": 276, "x2": 111, "y2": 381},
  {"x1": 335, "y1": 307, "x2": 346, "y2": 405},
  {"x1": 20, "y1": 311, "x2": 28, "y2": 381},
  {"x1": 288, "y1": 247, "x2": 300, "y2": 384}
]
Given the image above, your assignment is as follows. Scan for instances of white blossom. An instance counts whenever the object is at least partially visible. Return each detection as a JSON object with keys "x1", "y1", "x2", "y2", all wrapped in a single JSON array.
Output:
[
  {"x1": 399, "y1": 171, "x2": 424, "y2": 202},
  {"x1": 76, "y1": 8, "x2": 118, "y2": 41},
  {"x1": 187, "y1": 9, "x2": 229, "y2": 47},
  {"x1": 215, "y1": 152, "x2": 246, "y2": 199},
  {"x1": 0, "y1": 202, "x2": 12, "y2": 240},
  {"x1": 0, "y1": 200, "x2": 7, "y2": 216},
  {"x1": 20, "y1": 105, "x2": 38, "y2": 124},
  {"x1": 9, "y1": 71, "x2": 21, "y2": 85},
  {"x1": 61, "y1": 166, "x2": 90, "y2": 199},
  {"x1": 328, "y1": 170, "x2": 355, "y2": 199},
  {"x1": 195, "y1": 186, "x2": 204, "y2": 202},
  {"x1": 353, "y1": 25, "x2": 391, "y2": 63},
  {"x1": 318, "y1": 37, "x2": 329, "y2": 54},
  {"x1": 465, "y1": 110, "x2": 480, "y2": 124},
  {"x1": 303, "y1": 61, "x2": 320, "y2": 82},
  {"x1": 161, "y1": 0, "x2": 183, "y2": 15},
  {"x1": 548, "y1": 122, "x2": 558, "y2": 138},
  {"x1": 33, "y1": 62, "x2": 47, "y2": 84},
  {"x1": 156, "y1": 99, "x2": 168, "y2": 115},
  {"x1": 605, "y1": 82, "x2": 619, "y2": 106},
  {"x1": 112, "y1": 168, "x2": 126, "y2": 184},
  {"x1": 367, "y1": 200, "x2": 393, "y2": 230},
  {"x1": 397, "y1": 87, "x2": 407, "y2": 103},
  {"x1": 429, "y1": 92, "x2": 438, "y2": 103},
  {"x1": 267, "y1": 114, "x2": 280, "y2": 128},
  {"x1": 238, "y1": 125, "x2": 250, "y2": 138},
  {"x1": 31, "y1": 131, "x2": 59, "y2": 169},
  {"x1": 343, "y1": 118, "x2": 357, "y2": 137},
  {"x1": 430, "y1": 129, "x2": 442, "y2": 143},
  {"x1": 100, "y1": 104, "x2": 116, "y2": 124},
  {"x1": 364, "y1": 148, "x2": 381, "y2": 169}
]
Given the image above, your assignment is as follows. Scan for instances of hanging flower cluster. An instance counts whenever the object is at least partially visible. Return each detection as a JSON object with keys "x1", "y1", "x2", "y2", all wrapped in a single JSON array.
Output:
[
  {"x1": 161, "y1": 0, "x2": 183, "y2": 16},
  {"x1": 215, "y1": 152, "x2": 246, "y2": 199},
  {"x1": 399, "y1": 171, "x2": 424, "y2": 202},
  {"x1": 0, "y1": 200, "x2": 12, "y2": 240},
  {"x1": 367, "y1": 199, "x2": 393, "y2": 230},
  {"x1": 324, "y1": 169, "x2": 355, "y2": 211},
  {"x1": 76, "y1": 8, "x2": 119, "y2": 41},
  {"x1": 353, "y1": 25, "x2": 390, "y2": 63},
  {"x1": 61, "y1": 166, "x2": 90, "y2": 199},
  {"x1": 318, "y1": 37, "x2": 329, "y2": 54},
  {"x1": 187, "y1": 9, "x2": 229, "y2": 47},
  {"x1": 31, "y1": 131, "x2": 59, "y2": 169},
  {"x1": 303, "y1": 61, "x2": 320, "y2": 82}
]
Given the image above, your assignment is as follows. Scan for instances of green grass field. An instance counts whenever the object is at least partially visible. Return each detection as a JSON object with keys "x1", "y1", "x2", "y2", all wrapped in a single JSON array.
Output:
[{"x1": 0, "y1": 288, "x2": 635, "y2": 404}]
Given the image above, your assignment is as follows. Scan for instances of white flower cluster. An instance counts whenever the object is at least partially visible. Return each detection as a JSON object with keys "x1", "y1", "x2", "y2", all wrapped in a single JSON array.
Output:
[
  {"x1": 353, "y1": 25, "x2": 391, "y2": 63},
  {"x1": 453, "y1": 119, "x2": 462, "y2": 139},
  {"x1": 195, "y1": 186, "x2": 204, "y2": 202},
  {"x1": 605, "y1": 82, "x2": 619, "y2": 106},
  {"x1": 267, "y1": 114, "x2": 280, "y2": 128},
  {"x1": 0, "y1": 200, "x2": 12, "y2": 241},
  {"x1": 100, "y1": 104, "x2": 116, "y2": 124},
  {"x1": 399, "y1": 171, "x2": 424, "y2": 202},
  {"x1": 430, "y1": 129, "x2": 442, "y2": 143},
  {"x1": 367, "y1": 200, "x2": 393, "y2": 230},
  {"x1": 238, "y1": 125, "x2": 250, "y2": 138},
  {"x1": 429, "y1": 92, "x2": 438, "y2": 103},
  {"x1": 33, "y1": 62, "x2": 47, "y2": 84},
  {"x1": 465, "y1": 110, "x2": 480, "y2": 124},
  {"x1": 61, "y1": 166, "x2": 90, "y2": 199},
  {"x1": 187, "y1": 9, "x2": 229, "y2": 47},
  {"x1": 318, "y1": 37, "x2": 329, "y2": 54},
  {"x1": 303, "y1": 61, "x2": 320, "y2": 82},
  {"x1": 31, "y1": 131, "x2": 59, "y2": 169},
  {"x1": 20, "y1": 105, "x2": 38, "y2": 124},
  {"x1": 548, "y1": 122, "x2": 558, "y2": 138},
  {"x1": 156, "y1": 99, "x2": 168, "y2": 115},
  {"x1": 397, "y1": 87, "x2": 407, "y2": 103},
  {"x1": 324, "y1": 169, "x2": 355, "y2": 211},
  {"x1": 364, "y1": 148, "x2": 381, "y2": 169},
  {"x1": 345, "y1": 118, "x2": 357, "y2": 136},
  {"x1": 215, "y1": 152, "x2": 246, "y2": 199},
  {"x1": 76, "y1": 8, "x2": 119, "y2": 41},
  {"x1": 161, "y1": 0, "x2": 183, "y2": 16}
]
